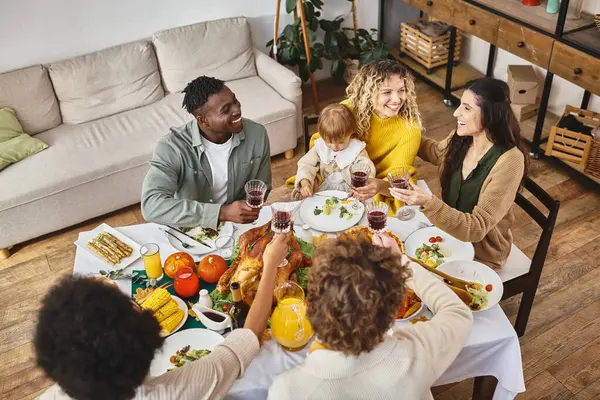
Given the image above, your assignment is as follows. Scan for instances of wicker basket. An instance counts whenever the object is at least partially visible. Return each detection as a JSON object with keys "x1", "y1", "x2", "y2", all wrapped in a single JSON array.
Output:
[
  {"x1": 584, "y1": 134, "x2": 600, "y2": 178},
  {"x1": 399, "y1": 18, "x2": 462, "y2": 73},
  {"x1": 545, "y1": 105, "x2": 600, "y2": 167},
  {"x1": 595, "y1": 14, "x2": 600, "y2": 34}
]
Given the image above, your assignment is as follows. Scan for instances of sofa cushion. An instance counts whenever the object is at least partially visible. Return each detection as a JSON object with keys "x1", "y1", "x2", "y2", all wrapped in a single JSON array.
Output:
[
  {"x1": 226, "y1": 76, "x2": 295, "y2": 126},
  {"x1": 48, "y1": 41, "x2": 164, "y2": 125},
  {"x1": 153, "y1": 17, "x2": 257, "y2": 93},
  {"x1": 0, "y1": 94, "x2": 188, "y2": 213},
  {"x1": 0, "y1": 65, "x2": 62, "y2": 134},
  {"x1": 0, "y1": 107, "x2": 48, "y2": 170}
]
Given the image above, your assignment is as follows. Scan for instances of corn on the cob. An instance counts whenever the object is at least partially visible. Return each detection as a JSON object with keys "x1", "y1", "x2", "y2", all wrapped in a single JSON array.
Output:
[
  {"x1": 160, "y1": 309, "x2": 184, "y2": 334},
  {"x1": 154, "y1": 299, "x2": 178, "y2": 323},
  {"x1": 141, "y1": 288, "x2": 171, "y2": 311}
]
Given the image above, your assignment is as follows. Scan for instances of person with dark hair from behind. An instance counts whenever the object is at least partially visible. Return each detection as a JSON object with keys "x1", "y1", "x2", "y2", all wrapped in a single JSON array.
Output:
[
  {"x1": 141, "y1": 76, "x2": 272, "y2": 228},
  {"x1": 268, "y1": 234, "x2": 473, "y2": 399},
  {"x1": 36, "y1": 234, "x2": 289, "y2": 400}
]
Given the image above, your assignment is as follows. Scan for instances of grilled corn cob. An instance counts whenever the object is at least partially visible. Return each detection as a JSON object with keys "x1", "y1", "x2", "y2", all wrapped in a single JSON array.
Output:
[
  {"x1": 154, "y1": 299, "x2": 178, "y2": 323},
  {"x1": 141, "y1": 288, "x2": 171, "y2": 311},
  {"x1": 160, "y1": 309, "x2": 184, "y2": 334}
]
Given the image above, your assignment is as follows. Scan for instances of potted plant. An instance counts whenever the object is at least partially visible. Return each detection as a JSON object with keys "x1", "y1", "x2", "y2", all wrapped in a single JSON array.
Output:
[{"x1": 267, "y1": 0, "x2": 389, "y2": 84}]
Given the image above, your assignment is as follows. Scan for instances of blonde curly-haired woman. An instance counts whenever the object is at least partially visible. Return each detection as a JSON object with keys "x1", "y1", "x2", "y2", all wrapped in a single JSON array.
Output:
[{"x1": 287, "y1": 59, "x2": 422, "y2": 215}]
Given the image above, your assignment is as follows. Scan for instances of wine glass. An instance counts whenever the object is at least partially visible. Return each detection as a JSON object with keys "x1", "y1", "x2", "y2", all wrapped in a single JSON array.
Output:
[
  {"x1": 366, "y1": 201, "x2": 389, "y2": 235},
  {"x1": 350, "y1": 163, "x2": 370, "y2": 189},
  {"x1": 245, "y1": 180, "x2": 267, "y2": 225},
  {"x1": 387, "y1": 167, "x2": 416, "y2": 222},
  {"x1": 271, "y1": 203, "x2": 294, "y2": 268}
]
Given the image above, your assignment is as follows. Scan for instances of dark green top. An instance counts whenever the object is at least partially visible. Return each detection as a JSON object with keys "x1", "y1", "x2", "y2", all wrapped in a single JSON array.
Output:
[{"x1": 445, "y1": 145, "x2": 505, "y2": 214}]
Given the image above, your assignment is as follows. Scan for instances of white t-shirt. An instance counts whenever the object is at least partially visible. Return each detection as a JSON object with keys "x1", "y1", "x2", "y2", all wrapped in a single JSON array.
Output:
[{"x1": 200, "y1": 135, "x2": 233, "y2": 204}]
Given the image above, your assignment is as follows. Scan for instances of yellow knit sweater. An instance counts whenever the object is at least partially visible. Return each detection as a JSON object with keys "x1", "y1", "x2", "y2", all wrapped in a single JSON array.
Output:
[{"x1": 287, "y1": 100, "x2": 421, "y2": 215}]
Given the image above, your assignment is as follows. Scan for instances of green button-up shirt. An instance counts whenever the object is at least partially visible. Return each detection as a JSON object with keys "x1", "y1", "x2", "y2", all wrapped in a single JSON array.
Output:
[
  {"x1": 141, "y1": 118, "x2": 272, "y2": 229},
  {"x1": 445, "y1": 145, "x2": 505, "y2": 214}
]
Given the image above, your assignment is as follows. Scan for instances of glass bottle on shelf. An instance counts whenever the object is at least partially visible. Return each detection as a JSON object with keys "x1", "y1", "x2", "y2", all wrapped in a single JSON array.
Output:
[{"x1": 229, "y1": 282, "x2": 250, "y2": 329}]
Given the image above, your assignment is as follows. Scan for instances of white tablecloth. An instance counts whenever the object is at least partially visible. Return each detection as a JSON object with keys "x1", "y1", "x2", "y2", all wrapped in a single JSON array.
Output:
[{"x1": 72, "y1": 181, "x2": 525, "y2": 400}]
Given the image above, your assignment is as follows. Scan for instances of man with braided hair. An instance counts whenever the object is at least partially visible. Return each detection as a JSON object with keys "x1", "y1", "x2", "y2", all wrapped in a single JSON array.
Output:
[{"x1": 142, "y1": 76, "x2": 272, "y2": 228}]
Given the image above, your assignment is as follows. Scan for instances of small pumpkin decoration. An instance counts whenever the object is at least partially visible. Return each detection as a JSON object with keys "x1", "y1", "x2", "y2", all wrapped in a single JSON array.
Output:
[
  {"x1": 197, "y1": 254, "x2": 228, "y2": 283},
  {"x1": 164, "y1": 252, "x2": 195, "y2": 279}
]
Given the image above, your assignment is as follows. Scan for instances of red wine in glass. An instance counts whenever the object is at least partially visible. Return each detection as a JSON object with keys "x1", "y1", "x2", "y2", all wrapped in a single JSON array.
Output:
[
  {"x1": 367, "y1": 210, "x2": 387, "y2": 232},
  {"x1": 246, "y1": 190, "x2": 264, "y2": 208},
  {"x1": 272, "y1": 210, "x2": 292, "y2": 233},
  {"x1": 351, "y1": 171, "x2": 369, "y2": 188},
  {"x1": 390, "y1": 176, "x2": 409, "y2": 190}
]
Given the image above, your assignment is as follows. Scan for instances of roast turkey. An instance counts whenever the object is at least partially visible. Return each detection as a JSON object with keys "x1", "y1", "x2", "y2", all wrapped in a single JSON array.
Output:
[{"x1": 216, "y1": 221, "x2": 304, "y2": 305}]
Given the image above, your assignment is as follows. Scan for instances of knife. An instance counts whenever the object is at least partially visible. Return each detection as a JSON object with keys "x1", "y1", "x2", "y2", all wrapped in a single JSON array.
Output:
[{"x1": 167, "y1": 225, "x2": 213, "y2": 249}]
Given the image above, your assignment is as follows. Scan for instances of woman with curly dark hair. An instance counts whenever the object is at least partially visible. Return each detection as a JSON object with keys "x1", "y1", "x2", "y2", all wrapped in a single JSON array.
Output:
[
  {"x1": 390, "y1": 78, "x2": 528, "y2": 269},
  {"x1": 268, "y1": 235, "x2": 472, "y2": 399},
  {"x1": 36, "y1": 234, "x2": 289, "y2": 400}
]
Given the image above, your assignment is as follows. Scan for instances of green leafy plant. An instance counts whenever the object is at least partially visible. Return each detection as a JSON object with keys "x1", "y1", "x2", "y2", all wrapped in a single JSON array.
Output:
[{"x1": 266, "y1": 0, "x2": 389, "y2": 84}]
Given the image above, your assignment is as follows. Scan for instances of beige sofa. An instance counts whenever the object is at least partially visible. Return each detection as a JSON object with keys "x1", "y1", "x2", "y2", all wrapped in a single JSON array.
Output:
[{"x1": 0, "y1": 17, "x2": 302, "y2": 257}]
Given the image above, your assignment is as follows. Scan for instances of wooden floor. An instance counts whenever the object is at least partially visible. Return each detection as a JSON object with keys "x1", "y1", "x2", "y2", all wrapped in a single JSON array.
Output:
[{"x1": 2, "y1": 80, "x2": 600, "y2": 400}]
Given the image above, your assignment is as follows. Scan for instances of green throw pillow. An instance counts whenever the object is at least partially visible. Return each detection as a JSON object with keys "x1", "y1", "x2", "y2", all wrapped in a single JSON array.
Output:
[{"x1": 0, "y1": 107, "x2": 48, "y2": 171}]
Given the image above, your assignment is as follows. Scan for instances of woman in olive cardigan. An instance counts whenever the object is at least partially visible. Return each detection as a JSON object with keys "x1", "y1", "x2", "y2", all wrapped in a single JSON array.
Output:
[{"x1": 391, "y1": 78, "x2": 528, "y2": 269}]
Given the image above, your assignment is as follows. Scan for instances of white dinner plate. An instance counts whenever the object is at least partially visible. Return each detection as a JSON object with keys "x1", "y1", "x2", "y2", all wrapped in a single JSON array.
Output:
[
  {"x1": 436, "y1": 260, "x2": 503, "y2": 312},
  {"x1": 166, "y1": 222, "x2": 234, "y2": 255},
  {"x1": 161, "y1": 295, "x2": 189, "y2": 337},
  {"x1": 299, "y1": 190, "x2": 364, "y2": 233},
  {"x1": 404, "y1": 226, "x2": 474, "y2": 266},
  {"x1": 149, "y1": 328, "x2": 225, "y2": 376},
  {"x1": 74, "y1": 223, "x2": 142, "y2": 269}
]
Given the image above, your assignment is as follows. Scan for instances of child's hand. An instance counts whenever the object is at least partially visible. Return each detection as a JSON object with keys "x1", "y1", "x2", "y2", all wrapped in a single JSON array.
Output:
[{"x1": 300, "y1": 180, "x2": 313, "y2": 198}]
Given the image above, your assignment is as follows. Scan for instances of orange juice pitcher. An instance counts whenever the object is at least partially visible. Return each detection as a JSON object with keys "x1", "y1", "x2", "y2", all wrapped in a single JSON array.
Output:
[{"x1": 270, "y1": 281, "x2": 313, "y2": 351}]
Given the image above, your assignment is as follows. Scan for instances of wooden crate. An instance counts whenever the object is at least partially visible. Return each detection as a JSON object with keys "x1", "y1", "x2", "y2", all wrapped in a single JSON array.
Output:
[
  {"x1": 400, "y1": 18, "x2": 462, "y2": 73},
  {"x1": 545, "y1": 105, "x2": 600, "y2": 167}
]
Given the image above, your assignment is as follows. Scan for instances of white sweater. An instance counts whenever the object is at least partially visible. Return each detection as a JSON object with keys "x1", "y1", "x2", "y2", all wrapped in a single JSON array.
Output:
[
  {"x1": 38, "y1": 329, "x2": 259, "y2": 400},
  {"x1": 267, "y1": 262, "x2": 474, "y2": 400}
]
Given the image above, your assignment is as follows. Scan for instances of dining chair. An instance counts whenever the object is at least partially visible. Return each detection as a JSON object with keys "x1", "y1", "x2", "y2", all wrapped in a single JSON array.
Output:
[
  {"x1": 472, "y1": 177, "x2": 560, "y2": 400},
  {"x1": 303, "y1": 114, "x2": 319, "y2": 154},
  {"x1": 500, "y1": 176, "x2": 560, "y2": 337}
]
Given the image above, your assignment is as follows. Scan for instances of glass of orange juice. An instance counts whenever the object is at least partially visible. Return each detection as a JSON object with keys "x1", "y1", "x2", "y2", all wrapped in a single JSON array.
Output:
[{"x1": 140, "y1": 243, "x2": 163, "y2": 280}]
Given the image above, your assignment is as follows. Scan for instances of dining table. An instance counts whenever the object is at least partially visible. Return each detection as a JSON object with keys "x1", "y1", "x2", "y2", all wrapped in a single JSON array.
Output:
[{"x1": 71, "y1": 180, "x2": 526, "y2": 400}]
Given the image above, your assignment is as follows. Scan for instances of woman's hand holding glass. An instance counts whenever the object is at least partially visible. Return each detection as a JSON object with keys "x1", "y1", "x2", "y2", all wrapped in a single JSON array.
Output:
[{"x1": 389, "y1": 181, "x2": 432, "y2": 206}]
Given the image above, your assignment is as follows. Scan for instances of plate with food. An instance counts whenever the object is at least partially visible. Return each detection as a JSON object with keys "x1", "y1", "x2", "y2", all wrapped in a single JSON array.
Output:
[
  {"x1": 74, "y1": 223, "x2": 141, "y2": 269},
  {"x1": 149, "y1": 328, "x2": 224, "y2": 376},
  {"x1": 404, "y1": 227, "x2": 474, "y2": 267},
  {"x1": 166, "y1": 222, "x2": 234, "y2": 255},
  {"x1": 299, "y1": 190, "x2": 364, "y2": 233},
  {"x1": 136, "y1": 287, "x2": 188, "y2": 337},
  {"x1": 436, "y1": 260, "x2": 503, "y2": 312},
  {"x1": 396, "y1": 288, "x2": 425, "y2": 320},
  {"x1": 339, "y1": 225, "x2": 406, "y2": 253}
]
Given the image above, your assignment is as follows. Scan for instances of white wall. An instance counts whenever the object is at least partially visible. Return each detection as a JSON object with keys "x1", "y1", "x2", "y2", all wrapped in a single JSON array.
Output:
[
  {"x1": 0, "y1": 0, "x2": 379, "y2": 80},
  {"x1": 461, "y1": 0, "x2": 600, "y2": 115}
]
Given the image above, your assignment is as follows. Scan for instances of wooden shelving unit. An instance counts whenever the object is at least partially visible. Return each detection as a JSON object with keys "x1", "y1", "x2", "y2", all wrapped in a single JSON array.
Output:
[
  {"x1": 393, "y1": 49, "x2": 485, "y2": 90},
  {"x1": 472, "y1": 0, "x2": 595, "y2": 34},
  {"x1": 562, "y1": 25, "x2": 600, "y2": 57},
  {"x1": 540, "y1": 142, "x2": 600, "y2": 185}
]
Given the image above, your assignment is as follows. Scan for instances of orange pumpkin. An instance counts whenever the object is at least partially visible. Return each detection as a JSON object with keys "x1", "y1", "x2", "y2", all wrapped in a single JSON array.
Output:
[
  {"x1": 197, "y1": 254, "x2": 228, "y2": 283},
  {"x1": 164, "y1": 252, "x2": 196, "y2": 279}
]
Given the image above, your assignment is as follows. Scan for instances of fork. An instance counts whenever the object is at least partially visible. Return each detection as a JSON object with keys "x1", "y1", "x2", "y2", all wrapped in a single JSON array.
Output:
[{"x1": 160, "y1": 228, "x2": 192, "y2": 249}]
